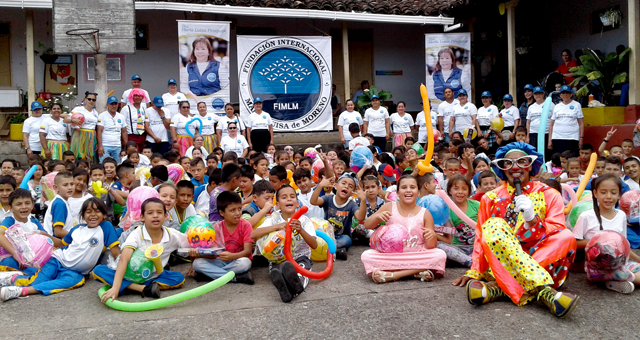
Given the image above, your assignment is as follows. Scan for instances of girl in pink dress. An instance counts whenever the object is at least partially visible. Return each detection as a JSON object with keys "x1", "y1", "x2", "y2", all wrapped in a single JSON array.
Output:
[{"x1": 361, "y1": 175, "x2": 447, "y2": 283}]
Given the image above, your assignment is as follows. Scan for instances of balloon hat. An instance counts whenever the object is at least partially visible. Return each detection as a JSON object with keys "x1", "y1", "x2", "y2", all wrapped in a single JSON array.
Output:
[{"x1": 417, "y1": 84, "x2": 434, "y2": 175}]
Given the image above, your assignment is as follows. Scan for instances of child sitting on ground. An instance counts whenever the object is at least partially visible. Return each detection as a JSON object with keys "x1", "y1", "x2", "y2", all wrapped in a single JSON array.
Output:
[
  {"x1": 194, "y1": 169, "x2": 220, "y2": 216},
  {"x1": 623, "y1": 157, "x2": 640, "y2": 191},
  {"x1": 94, "y1": 198, "x2": 189, "y2": 301},
  {"x1": 192, "y1": 191, "x2": 254, "y2": 284},
  {"x1": 293, "y1": 168, "x2": 324, "y2": 220},
  {"x1": 440, "y1": 174, "x2": 478, "y2": 267},
  {"x1": 43, "y1": 171, "x2": 75, "y2": 237},
  {"x1": 209, "y1": 164, "x2": 242, "y2": 223},
  {"x1": 242, "y1": 180, "x2": 275, "y2": 229},
  {"x1": 352, "y1": 175, "x2": 385, "y2": 241},
  {"x1": 471, "y1": 171, "x2": 498, "y2": 201},
  {"x1": 559, "y1": 158, "x2": 583, "y2": 187},
  {"x1": 169, "y1": 180, "x2": 196, "y2": 226},
  {"x1": 250, "y1": 185, "x2": 317, "y2": 303},
  {"x1": 68, "y1": 168, "x2": 92, "y2": 226},
  {"x1": 189, "y1": 157, "x2": 209, "y2": 187},
  {"x1": 1, "y1": 198, "x2": 120, "y2": 301},
  {"x1": 236, "y1": 165, "x2": 255, "y2": 205}
]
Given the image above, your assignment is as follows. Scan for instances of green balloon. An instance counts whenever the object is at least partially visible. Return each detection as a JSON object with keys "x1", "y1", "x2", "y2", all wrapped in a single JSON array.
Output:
[
  {"x1": 124, "y1": 249, "x2": 155, "y2": 284},
  {"x1": 569, "y1": 200, "x2": 594, "y2": 227},
  {"x1": 411, "y1": 143, "x2": 424, "y2": 156},
  {"x1": 180, "y1": 215, "x2": 210, "y2": 233}
]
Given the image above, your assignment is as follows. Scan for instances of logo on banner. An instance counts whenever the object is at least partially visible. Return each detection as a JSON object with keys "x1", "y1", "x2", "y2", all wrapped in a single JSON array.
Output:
[{"x1": 239, "y1": 37, "x2": 331, "y2": 130}]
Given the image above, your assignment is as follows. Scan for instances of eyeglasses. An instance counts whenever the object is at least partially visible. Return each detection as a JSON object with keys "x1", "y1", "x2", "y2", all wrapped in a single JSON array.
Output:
[
  {"x1": 228, "y1": 127, "x2": 237, "y2": 130},
  {"x1": 284, "y1": 148, "x2": 293, "y2": 151},
  {"x1": 492, "y1": 155, "x2": 537, "y2": 171},
  {"x1": 181, "y1": 106, "x2": 190, "y2": 109},
  {"x1": 86, "y1": 98, "x2": 96, "y2": 102}
]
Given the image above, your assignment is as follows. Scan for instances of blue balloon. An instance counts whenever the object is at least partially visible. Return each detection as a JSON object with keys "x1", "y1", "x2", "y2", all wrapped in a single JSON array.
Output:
[
  {"x1": 417, "y1": 194, "x2": 450, "y2": 226},
  {"x1": 185, "y1": 117, "x2": 203, "y2": 138},
  {"x1": 537, "y1": 92, "x2": 557, "y2": 173},
  {"x1": 316, "y1": 230, "x2": 336, "y2": 254},
  {"x1": 349, "y1": 146, "x2": 373, "y2": 169},
  {"x1": 19, "y1": 165, "x2": 38, "y2": 190}
]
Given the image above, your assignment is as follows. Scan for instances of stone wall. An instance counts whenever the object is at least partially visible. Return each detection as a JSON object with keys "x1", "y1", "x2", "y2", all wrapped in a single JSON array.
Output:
[{"x1": 0, "y1": 141, "x2": 28, "y2": 167}]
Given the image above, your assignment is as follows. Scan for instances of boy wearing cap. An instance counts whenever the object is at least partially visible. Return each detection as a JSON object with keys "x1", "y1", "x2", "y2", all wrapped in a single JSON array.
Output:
[
  {"x1": 97, "y1": 96, "x2": 127, "y2": 163},
  {"x1": 162, "y1": 79, "x2": 186, "y2": 118},
  {"x1": 121, "y1": 74, "x2": 150, "y2": 106},
  {"x1": 144, "y1": 96, "x2": 172, "y2": 155},
  {"x1": 23, "y1": 102, "x2": 50, "y2": 156}
]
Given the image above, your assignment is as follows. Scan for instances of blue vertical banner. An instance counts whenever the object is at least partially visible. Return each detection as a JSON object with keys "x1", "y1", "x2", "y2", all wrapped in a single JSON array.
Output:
[{"x1": 238, "y1": 36, "x2": 333, "y2": 131}]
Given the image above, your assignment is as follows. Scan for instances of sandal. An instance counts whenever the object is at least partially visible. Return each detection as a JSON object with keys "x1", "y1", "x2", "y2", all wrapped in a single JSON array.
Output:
[
  {"x1": 372, "y1": 270, "x2": 394, "y2": 283},
  {"x1": 414, "y1": 270, "x2": 434, "y2": 282}
]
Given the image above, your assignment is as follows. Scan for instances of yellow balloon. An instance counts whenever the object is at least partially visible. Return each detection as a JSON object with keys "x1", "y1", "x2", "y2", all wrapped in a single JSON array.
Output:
[
  {"x1": 417, "y1": 84, "x2": 434, "y2": 175},
  {"x1": 310, "y1": 236, "x2": 329, "y2": 261},
  {"x1": 92, "y1": 181, "x2": 108, "y2": 198},
  {"x1": 463, "y1": 127, "x2": 477, "y2": 141},
  {"x1": 490, "y1": 117, "x2": 505, "y2": 131},
  {"x1": 498, "y1": 3, "x2": 506, "y2": 15}
]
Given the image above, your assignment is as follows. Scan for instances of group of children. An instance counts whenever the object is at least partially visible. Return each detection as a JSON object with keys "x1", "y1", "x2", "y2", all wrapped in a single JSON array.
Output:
[{"x1": 0, "y1": 124, "x2": 638, "y2": 307}]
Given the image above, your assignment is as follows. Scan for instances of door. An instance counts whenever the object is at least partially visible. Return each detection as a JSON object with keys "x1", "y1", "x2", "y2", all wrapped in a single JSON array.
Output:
[
  {"x1": 0, "y1": 23, "x2": 11, "y2": 87},
  {"x1": 331, "y1": 29, "x2": 373, "y2": 103}
]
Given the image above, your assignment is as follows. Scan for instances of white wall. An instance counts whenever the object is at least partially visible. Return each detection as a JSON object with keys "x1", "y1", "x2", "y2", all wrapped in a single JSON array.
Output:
[{"x1": 550, "y1": 0, "x2": 628, "y2": 64}]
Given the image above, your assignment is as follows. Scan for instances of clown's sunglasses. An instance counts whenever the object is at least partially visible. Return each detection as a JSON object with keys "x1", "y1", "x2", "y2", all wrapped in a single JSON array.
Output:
[{"x1": 492, "y1": 155, "x2": 537, "y2": 171}]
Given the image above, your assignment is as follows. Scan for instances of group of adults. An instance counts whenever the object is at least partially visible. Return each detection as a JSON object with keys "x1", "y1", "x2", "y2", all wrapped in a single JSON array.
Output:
[{"x1": 23, "y1": 75, "x2": 275, "y2": 163}]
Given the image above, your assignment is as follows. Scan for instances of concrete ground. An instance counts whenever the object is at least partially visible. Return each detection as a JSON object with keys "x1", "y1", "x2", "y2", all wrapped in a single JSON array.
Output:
[{"x1": 2, "y1": 246, "x2": 639, "y2": 339}]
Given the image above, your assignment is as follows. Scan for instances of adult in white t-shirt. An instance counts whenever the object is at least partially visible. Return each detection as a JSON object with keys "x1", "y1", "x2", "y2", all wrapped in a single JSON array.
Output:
[
  {"x1": 195, "y1": 101, "x2": 219, "y2": 153},
  {"x1": 449, "y1": 89, "x2": 478, "y2": 139},
  {"x1": 363, "y1": 95, "x2": 390, "y2": 151},
  {"x1": 500, "y1": 94, "x2": 520, "y2": 140},
  {"x1": 170, "y1": 102, "x2": 197, "y2": 156},
  {"x1": 436, "y1": 87, "x2": 459, "y2": 142},
  {"x1": 337, "y1": 99, "x2": 362, "y2": 148},
  {"x1": 23, "y1": 101, "x2": 50, "y2": 155},
  {"x1": 476, "y1": 91, "x2": 499, "y2": 148},
  {"x1": 67, "y1": 92, "x2": 99, "y2": 161},
  {"x1": 216, "y1": 103, "x2": 247, "y2": 141},
  {"x1": 526, "y1": 87, "x2": 554, "y2": 155},
  {"x1": 415, "y1": 108, "x2": 438, "y2": 145},
  {"x1": 389, "y1": 101, "x2": 414, "y2": 148},
  {"x1": 246, "y1": 97, "x2": 273, "y2": 153},
  {"x1": 162, "y1": 78, "x2": 186, "y2": 118},
  {"x1": 549, "y1": 85, "x2": 584, "y2": 155},
  {"x1": 121, "y1": 74, "x2": 150, "y2": 106},
  {"x1": 97, "y1": 96, "x2": 127, "y2": 163},
  {"x1": 39, "y1": 103, "x2": 69, "y2": 160},
  {"x1": 219, "y1": 121, "x2": 249, "y2": 158},
  {"x1": 145, "y1": 96, "x2": 172, "y2": 156}
]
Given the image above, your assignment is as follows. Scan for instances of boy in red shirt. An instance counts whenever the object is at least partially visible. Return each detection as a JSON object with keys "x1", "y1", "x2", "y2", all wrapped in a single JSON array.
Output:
[{"x1": 192, "y1": 191, "x2": 254, "y2": 284}]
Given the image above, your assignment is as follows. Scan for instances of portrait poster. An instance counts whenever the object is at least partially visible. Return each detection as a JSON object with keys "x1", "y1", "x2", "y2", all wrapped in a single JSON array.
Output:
[{"x1": 425, "y1": 33, "x2": 471, "y2": 110}]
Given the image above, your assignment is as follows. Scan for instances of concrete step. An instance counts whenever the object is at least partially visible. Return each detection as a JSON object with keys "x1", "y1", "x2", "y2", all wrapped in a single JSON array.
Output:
[
  {"x1": 0, "y1": 141, "x2": 29, "y2": 167},
  {"x1": 272, "y1": 131, "x2": 343, "y2": 151}
]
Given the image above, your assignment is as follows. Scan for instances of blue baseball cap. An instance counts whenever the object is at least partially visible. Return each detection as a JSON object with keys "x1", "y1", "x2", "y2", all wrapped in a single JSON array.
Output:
[
  {"x1": 167, "y1": 78, "x2": 177, "y2": 85},
  {"x1": 457, "y1": 89, "x2": 467, "y2": 96},
  {"x1": 533, "y1": 86, "x2": 544, "y2": 94},
  {"x1": 131, "y1": 74, "x2": 142, "y2": 81},
  {"x1": 152, "y1": 96, "x2": 164, "y2": 107},
  {"x1": 524, "y1": 84, "x2": 534, "y2": 91},
  {"x1": 503, "y1": 94, "x2": 513, "y2": 101},
  {"x1": 31, "y1": 101, "x2": 43, "y2": 111},
  {"x1": 253, "y1": 97, "x2": 263, "y2": 103},
  {"x1": 107, "y1": 96, "x2": 118, "y2": 104},
  {"x1": 560, "y1": 85, "x2": 572, "y2": 93},
  {"x1": 481, "y1": 91, "x2": 492, "y2": 98},
  {"x1": 371, "y1": 94, "x2": 380, "y2": 100}
]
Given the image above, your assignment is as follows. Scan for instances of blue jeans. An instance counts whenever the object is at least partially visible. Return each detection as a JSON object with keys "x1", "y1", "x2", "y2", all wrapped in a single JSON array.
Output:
[
  {"x1": 444, "y1": 133, "x2": 451, "y2": 143},
  {"x1": 100, "y1": 145, "x2": 121, "y2": 164},
  {"x1": 192, "y1": 257, "x2": 252, "y2": 280},
  {"x1": 335, "y1": 234, "x2": 352, "y2": 250}
]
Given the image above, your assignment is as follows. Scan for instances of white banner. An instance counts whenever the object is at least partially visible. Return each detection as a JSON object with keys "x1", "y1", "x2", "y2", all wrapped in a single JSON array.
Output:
[
  {"x1": 425, "y1": 33, "x2": 472, "y2": 110},
  {"x1": 178, "y1": 20, "x2": 231, "y2": 116},
  {"x1": 237, "y1": 36, "x2": 333, "y2": 131}
]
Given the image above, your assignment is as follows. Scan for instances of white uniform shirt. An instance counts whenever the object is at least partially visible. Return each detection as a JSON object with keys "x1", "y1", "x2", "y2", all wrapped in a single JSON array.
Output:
[
  {"x1": 97, "y1": 111, "x2": 125, "y2": 147},
  {"x1": 452, "y1": 102, "x2": 477, "y2": 133},
  {"x1": 389, "y1": 113, "x2": 414, "y2": 134},
  {"x1": 144, "y1": 107, "x2": 170, "y2": 143},
  {"x1": 70, "y1": 106, "x2": 99, "y2": 130},
  {"x1": 216, "y1": 116, "x2": 246, "y2": 139},
  {"x1": 220, "y1": 135, "x2": 249, "y2": 157},
  {"x1": 40, "y1": 117, "x2": 68, "y2": 141},
  {"x1": 500, "y1": 105, "x2": 519, "y2": 127},
  {"x1": 551, "y1": 100, "x2": 584, "y2": 140},
  {"x1": 349, "y1": 136, "x2": 370, "y2": 151},
  {"x1": 121, "y1": 104, "x2": 147, "y2": 135},
  {"x1": 527, "y1": 102, "x2": 554, "y2": 134},
  {"x1": 54, "y1": 223, "x2": 119, "y2": 275},
  {"x1": 573, "y1": 209, "x2": 627, "y2": 239},
  {"x1": 364, "y1": 107, "x2": 390, "y2": 137},
  {"x1": 171, "y1": 114, "x2": 196, "y2": 136},
  {"x1": 197, "y1": 113, "x2": 219, "y2": 136},
  {"x1": 436, "y1": 99, "x2": 459, "y2": 134},
  {"x1": 337, "y1": 110, "x2": 363, "y2": 142},
  {"x1": 162, "y1": 92, "x2": 186, "y2": 118},
  {"x1": 121, "y1": 88, "x2": 150, "y2": 106},
  {"x1": 185, "y1": 146, "x2": 209, "y2": 159},
  {"x1": 122, "y1": 225, "x2": 189, "y2": 270},
  {"x1": 43, "y1": 195, "x2": 74, "y2": 235},
  {"x1": 415, "y1": 110, "x2": 438, "y2": 143},
  {"x1": 248, "y1": 112, "x2": 273, "y2": 131},
  {"x1": 476, "y1": 105, "x2": 498, "y2": 127},
  {"x1": 23, "y1": 114, "x2": 50, "y2": 151}
]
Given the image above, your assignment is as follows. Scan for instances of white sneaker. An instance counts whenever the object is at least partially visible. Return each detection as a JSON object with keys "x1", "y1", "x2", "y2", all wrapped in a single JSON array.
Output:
[
  {"x1": 1, "y1": 286, "x2": 23, "y2": 301},
  {"x1": 0, "y1": 271, "x2": 19, "y2": 287},
  {"x1": 606, "y1": 280, "x2": 635, "y2": 294}
]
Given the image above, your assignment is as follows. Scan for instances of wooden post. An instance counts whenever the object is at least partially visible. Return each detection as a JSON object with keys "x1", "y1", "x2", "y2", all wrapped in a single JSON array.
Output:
[
  {"x1": 342, "y1": 21, "x2": 351, "y2": 105},
  {"x1": 26, "y1": 10, "x2": 35, "y2": 112},
  {"x1": 629, "y1": 0, "x2": 640, "y2": 105},
  {"x1": 506, "y1": 0, "x2": 518, "y2": 98},
  {"x1": 94, "y1": 54, "x2": 108, "y2": 112}
]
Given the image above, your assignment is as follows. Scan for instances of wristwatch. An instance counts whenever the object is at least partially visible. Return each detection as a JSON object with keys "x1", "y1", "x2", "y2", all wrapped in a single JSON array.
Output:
[{"x1": 25, "y1": 146, "x2": 30, "y2": 150}]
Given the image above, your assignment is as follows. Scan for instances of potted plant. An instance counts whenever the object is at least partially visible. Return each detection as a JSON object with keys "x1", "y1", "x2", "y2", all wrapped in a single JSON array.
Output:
[
  {"x1": 355, "y1": 86, "x2": 392, "y2": 113},
  {"x1": 600, "y1": 7, "x2": 622, "y2": 27},
  {"x1": 9, "y1": 112, "x2": 27, "y2": 141}
]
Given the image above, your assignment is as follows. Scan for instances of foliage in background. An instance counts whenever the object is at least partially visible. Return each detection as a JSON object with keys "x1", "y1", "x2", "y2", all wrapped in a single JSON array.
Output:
[
  {"x1": 44, "y1": 85, "x2": 78, "y2": 114},
  {"x1": 570, "y1": 47, "x2": 630, "y2": 106},
  {"x1": 355, "y1": 86, "x2": 392, "y2": 113}
]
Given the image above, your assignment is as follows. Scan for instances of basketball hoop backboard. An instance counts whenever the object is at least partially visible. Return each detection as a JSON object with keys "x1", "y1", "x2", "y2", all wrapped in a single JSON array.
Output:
[{"x1": 53, "y1": 0, "x2": 136, "y2": 54}]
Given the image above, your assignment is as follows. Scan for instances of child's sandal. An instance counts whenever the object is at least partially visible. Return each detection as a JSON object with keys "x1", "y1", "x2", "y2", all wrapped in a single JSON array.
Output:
[
  {"x1": 414, "y1": 270, "x2": 434, "y2": 282},
  {"x1": 372, "y1": 270, "x2": 394, "y2": 283}
]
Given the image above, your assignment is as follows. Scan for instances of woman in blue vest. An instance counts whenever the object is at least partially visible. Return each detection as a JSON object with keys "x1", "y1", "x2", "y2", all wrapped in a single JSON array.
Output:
[
  {"x1": 186, "y1": 38, "x2": 221, "y2": 101},
  {"x1": 430, "y1": 48, "x2": 464, "y2": 101}
]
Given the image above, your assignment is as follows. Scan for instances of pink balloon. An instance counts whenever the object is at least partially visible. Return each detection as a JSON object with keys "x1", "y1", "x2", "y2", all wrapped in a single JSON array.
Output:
[
  {"x1": 167, "y1": 164, "x2": 186, "y2": 183},
  {"x1": 435, "y1": 189, "x2": 477, "y2": 229},
  {"x1": 3, "y1": 225, "x2": 53, "y2": 268},
  {"x1": 561, "y1": 183, "x2": 578, "y2": 213},
  {"x1": 126, "y1": 186, "x2": 161, "y2": 223}
]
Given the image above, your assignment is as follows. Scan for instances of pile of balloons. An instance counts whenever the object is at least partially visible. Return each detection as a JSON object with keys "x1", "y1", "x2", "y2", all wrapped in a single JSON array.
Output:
[{"x1": 349, "y1": 146, "x2": 373, "y2": 170}]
